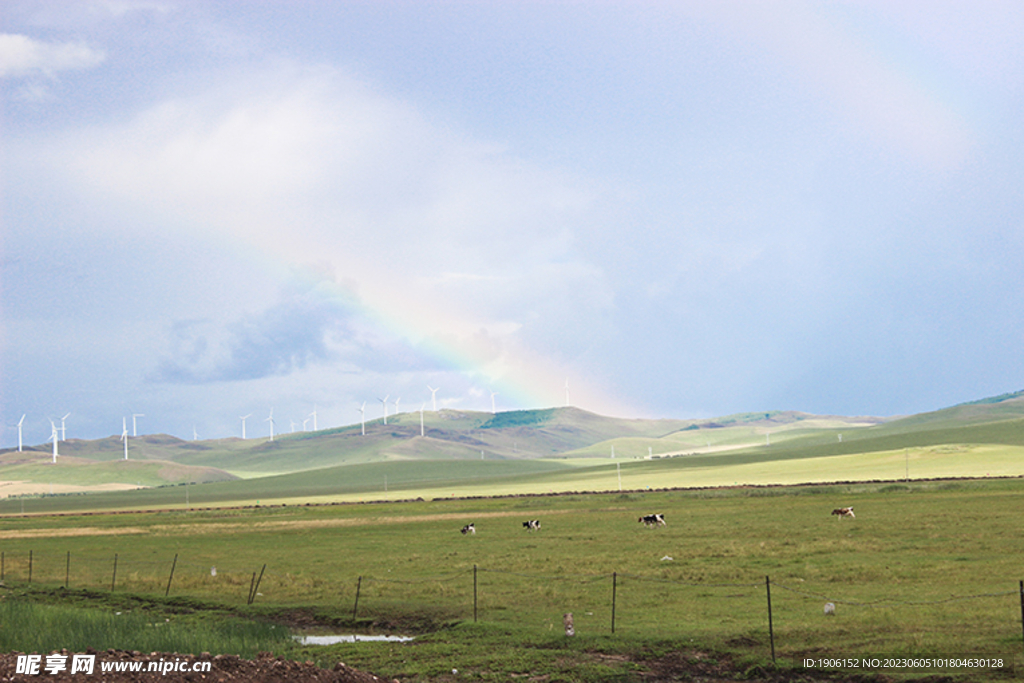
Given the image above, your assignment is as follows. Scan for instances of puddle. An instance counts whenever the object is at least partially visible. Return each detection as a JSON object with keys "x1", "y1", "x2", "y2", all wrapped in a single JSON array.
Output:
[{"x1": 293, "y1": 634, "x2": 415, "y2": 645}]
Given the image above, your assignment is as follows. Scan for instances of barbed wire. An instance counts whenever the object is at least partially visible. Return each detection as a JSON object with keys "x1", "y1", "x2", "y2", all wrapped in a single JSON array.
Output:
[
  {"x1": 769, "y1": 580, "x2": 1018, "y2": 607},
  {"x1": 617, "y1": 572, "x2": 762, "y2": 589}
]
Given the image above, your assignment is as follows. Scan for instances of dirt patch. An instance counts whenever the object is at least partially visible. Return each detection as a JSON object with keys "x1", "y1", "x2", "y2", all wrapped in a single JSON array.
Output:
[
  {"x1": 0, "y1": 526, "x2": 148, "y2": 539},
  {"x1": 0, "y1": 481, "x2": 142, "y2": 497},
  {"x1": 0, "y1": 650, "x2": 388, "y2": 682},
  {"x1": 631, "y1": 648, "x2": 907, "y2": 683}
]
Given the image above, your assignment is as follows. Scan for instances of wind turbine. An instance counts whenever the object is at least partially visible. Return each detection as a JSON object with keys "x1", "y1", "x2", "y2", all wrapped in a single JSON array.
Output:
[
  {"x1": 419, "y1": 403, "x2": 425, "y2": 437},
  {"x1": 240, "y1": 414, "x2": 252, "y2": 440},
  {"x1": 265, "y1": 408, "x2": 275, "y2": 441},
  {"x1": 393, "y1": 397, "x2": 401, "y2": 416},
  {"x1": 193, "y1": 426, "x2": 199, "y2": 441},
  {"x1": 121, "y1": 417, "x2": 129, "y2": 460},
  {"x1": 378, "y1": 396, "x2": 389, "y2": 425},
  {"x1": 358, "y1": 402, "x2": 366, "y2": 436},
  {"x1": 48, "y1": 420, "x2": 58, "y2": 463},
  {"x1": 427, "y1": 385, "x2": 439, "y2": 412},
  {"x1": 309, "y1": 405, "x2": 318, "y2": 432},
  {"x1": 302, "y1": 418, "x2": 310, "y2": 431},
  {"x1": 290, "y1": 419, "x2": 298, "y2": 433},
  {"x1": 132, "y1": 413, "x2": 144, "y2": 437},
  {"x1": 490, "y1": 391, "x2": 498, "y2": 414},
  {"x1": 564, "y1": 378, "x2": 570, "y2": 407},
  {"x1": 60, "y1": 413, "x2": 70, "y2": 441},
  {"x1": 17, "y1": 415, "x2": 25, "y2": 453}
]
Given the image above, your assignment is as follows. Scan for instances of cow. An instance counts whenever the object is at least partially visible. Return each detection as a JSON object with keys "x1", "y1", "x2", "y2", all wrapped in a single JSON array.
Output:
[
  {"x1": 461, "y1": 523, "x2": 476, "y2": 535},
  {"x1": 522, "y1": 520, "x2": 541, "y2": 531},
  {"x1": 638, "y1": 513, "x2": 666, "y2": 528},
  {"x1": 831, "y1": 507, "x2": 854, "y2": 519}
]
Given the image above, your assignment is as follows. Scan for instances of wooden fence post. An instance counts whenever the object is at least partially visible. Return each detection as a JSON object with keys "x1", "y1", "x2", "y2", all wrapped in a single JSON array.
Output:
[
  {"x1": 352, "y1": 576, "x2": 362, "y2": 619},
  {"x1": 111, "y1": 554, "x2": 118, "y2": 592},
  {"x1": 28, "y1": 551, "x2": 32, "y2": 584},
  {"x1": 611, "y1": 572, "x2": 617, "y2": 634},
  {"x1": 473, "y1": 565, "x2": 478, "y2": 623},
  {"x1": 765, "y1": 576, "x2": 775, "y2": 664},
  {"x1": 249, "y1": 564, "x2": 266, "y2": 604},
  {"x1": 165, "y1": 554, "x2": 178, "y2": 597}
]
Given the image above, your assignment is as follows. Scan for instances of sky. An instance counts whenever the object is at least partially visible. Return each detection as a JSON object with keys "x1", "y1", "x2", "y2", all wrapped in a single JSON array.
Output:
[{"x1": 2, "y1": 1, "x2": 1024, "y2": 446}]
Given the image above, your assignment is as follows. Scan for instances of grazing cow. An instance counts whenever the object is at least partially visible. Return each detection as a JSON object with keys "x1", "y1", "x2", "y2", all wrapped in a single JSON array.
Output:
[
  {"x1": 461, "y1": 523, "x2": 475, "y2": 535},
  {"x1": 831, "y1": 507, "x2": 855, "y2": 519},
  {"x1": 522, "y1": 520, "x2": 541, "y2": 531},
  {"x1": 638, "y1": 513, "x2": 666, "y2": 528}
]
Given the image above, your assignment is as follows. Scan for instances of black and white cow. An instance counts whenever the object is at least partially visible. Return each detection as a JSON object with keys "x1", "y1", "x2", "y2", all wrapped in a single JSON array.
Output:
[
  {"x1": 831, "y1": 507, "x2": 854, "y2": 519},
  {"x1": 461, "y1": 523, "x2": 476, "y2": 535},
  {"x1": 522, "y1": 520, "x2": 541, "y2": 531},
  {"x1": 638, "y1": 513, "x2": 666, "y2": 528}
]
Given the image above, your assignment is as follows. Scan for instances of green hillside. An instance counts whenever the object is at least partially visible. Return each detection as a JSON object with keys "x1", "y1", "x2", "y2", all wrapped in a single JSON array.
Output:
[{"x1": 6, "y1": 394, "x2": 1024, "y2": 513}]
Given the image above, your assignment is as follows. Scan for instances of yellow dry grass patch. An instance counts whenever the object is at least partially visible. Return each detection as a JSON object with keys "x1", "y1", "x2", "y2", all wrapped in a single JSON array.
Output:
[
  {"x1": 0, "y1": 480, "x2": 143, "y2": 497},
  {"x1": 0, "y1": 508, "x2": 574, "y2": 540}
]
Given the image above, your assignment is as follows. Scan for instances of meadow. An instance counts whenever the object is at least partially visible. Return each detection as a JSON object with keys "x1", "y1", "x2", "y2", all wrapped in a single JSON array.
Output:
[{"x1": 1, "y1": 478, "x2": 1022, "y2": 680}]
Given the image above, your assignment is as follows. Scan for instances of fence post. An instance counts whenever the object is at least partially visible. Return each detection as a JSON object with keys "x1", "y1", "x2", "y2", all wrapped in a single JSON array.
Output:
[
  {"x1": 111, "y1": 554, "x2": 118, "y2": 592},
  {"x1": 765, "y1": 576, "x2": 775, "y2": 664},
  {"x1": 611, "y1": 572, "x2": 617, "y2": 634},
  {"x1": 473, "y1": 565, "x2": 478, "y2": 623},
  {"x1": 3, "y1": 550, "x2": 6, "y2": 581},
  {"x1": 247, "y1": 572, "x2": 256, "y2": 604},
  {"x1": 165, "y1": 554, "x2": 178, "y2": 597},
  {"x1": 65, "y1": 551, "x2": 70, "y2": 589},
  {"x1": 249, "y1": 564, "x2": 266, "y2": 605},
  {"x1": 352, "y1": 576, "x2": 362, "y2": 619},
  {"x1": 28, "y1": 551, "x2": 32, "y2": 584}
]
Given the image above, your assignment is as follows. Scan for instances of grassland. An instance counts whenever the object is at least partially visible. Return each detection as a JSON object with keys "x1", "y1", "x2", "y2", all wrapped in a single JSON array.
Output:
[
  {"x1": 2, "y1": 397, "x2": 1024, "y2": 679},
  {"x1": 1, "y1": 478, "x2": 1022, "y2": 680}
]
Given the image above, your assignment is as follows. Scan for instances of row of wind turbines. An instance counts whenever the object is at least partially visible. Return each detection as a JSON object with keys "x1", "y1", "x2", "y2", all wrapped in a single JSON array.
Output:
[
  {"x1": 13, "y1": 378, "x2": 572, "y2": 453},
  {"x1": 245, "y1": 386, "x2": 450, "y2": 443},
  {"x1": 14, "y1": 412, "x2": 145, "y2": 463}
]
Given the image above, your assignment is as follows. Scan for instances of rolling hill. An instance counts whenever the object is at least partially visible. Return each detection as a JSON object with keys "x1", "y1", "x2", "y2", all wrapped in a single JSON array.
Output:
[{"x1": 4, "y1": 391, "x2": 1024, "y2": 511}]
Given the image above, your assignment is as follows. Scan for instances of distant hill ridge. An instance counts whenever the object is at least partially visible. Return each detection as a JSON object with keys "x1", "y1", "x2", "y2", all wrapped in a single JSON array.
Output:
[{"x1": 5, "y1": 392, "x2": 1024, "y2": 495}]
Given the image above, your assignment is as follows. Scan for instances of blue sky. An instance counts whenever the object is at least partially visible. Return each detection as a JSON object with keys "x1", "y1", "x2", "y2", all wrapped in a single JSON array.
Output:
[{"x1": 3, "y1": 1, "x2": 1024, "y2": 445}]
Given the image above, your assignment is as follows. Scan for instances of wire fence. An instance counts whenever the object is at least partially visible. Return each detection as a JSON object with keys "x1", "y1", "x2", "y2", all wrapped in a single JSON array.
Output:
[{"x1": 2, "y1": 549, "x2": 1022, "y2": 665}]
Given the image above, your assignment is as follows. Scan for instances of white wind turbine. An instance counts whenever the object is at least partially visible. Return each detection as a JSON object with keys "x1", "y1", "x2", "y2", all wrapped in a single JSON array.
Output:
[
  {"x1": 309, "y1": 405, "x2": 318, "y2": 432},
  {"x1": 419, "y1": 403, "x2": 425, "y2": 437},
  {"x1": 265, "y1": 408, "x2": 275, "y2": 441},
  {"x1": 132, "y1": 413, "x2": 144, "y2": 437},
  {"x1": 17, "y1": 415, "x2": 25, "y2": 453},
  {"x1": 490, "y1": 391, "x2": 498, "y2": 414},
  {"x1": 60, "y1": 413, "x2": 70, "y2": 441},
  {"x1": 393, "y1": 397, "x2": 401, "y2": 416},
  {"x1": 564, "y1": 378, "x2": 570, "y2": 407},
  {"x1": 121, "y1": 417, "x2": 129, "y2": 460},
  {"x1": 290, "y1": 419, "x2": 298, "y2": 433},
  {"x1": 358, "y1": 402, "x2": 366, "y2": 436},
  {"x1": 193, "y1": 426, "x2": 199, "y2": 441},
  {"x1": 427, "y1": 386, "x2": 439, "y2": 412},
  {"x1": 48, "y1": 420, "x2": 58, "y2": 463},
  {"x1": 240, "y1": 414, "x2": 252, "y2": 439},
  {"x1": 378, "y1": 396, "x2": 389, "y2": 425}
]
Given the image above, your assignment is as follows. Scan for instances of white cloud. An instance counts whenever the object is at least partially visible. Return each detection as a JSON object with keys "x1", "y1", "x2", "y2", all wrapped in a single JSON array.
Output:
[
  {"x1": 0, "y1": 33, "x2": 105, "y2": 78},
  {"x1": 30, "y1": 62, "x2": 618, "y2": 410}
]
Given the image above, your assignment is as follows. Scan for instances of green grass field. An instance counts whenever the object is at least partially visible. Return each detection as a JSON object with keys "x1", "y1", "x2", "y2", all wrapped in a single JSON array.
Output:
[
  {"x1": 4, "y1": 398, "x2": 1024, "y2": 679},
  {"x1": 1, "y1": 478, "x2": 1022, "y2": 680}
]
